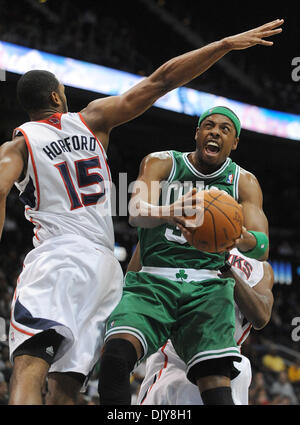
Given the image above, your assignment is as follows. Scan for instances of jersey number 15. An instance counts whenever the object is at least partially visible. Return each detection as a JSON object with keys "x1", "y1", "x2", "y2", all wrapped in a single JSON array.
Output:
[{"x1": 55, "y1": 156, "x2": 106, "y2": 210}]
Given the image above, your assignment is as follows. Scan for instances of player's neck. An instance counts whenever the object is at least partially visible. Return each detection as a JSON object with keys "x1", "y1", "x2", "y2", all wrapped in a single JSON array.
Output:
[
  {"x1": 189, "y1": 151, "x2": 227, "y2": 175},
  {"x1": 29, "y1": 108, "x2": 64, "y2": 121}
]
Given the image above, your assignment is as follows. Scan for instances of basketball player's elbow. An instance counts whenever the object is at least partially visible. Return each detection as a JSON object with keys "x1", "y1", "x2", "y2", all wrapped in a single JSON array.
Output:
[
  {"x1": 252, "y1": 301, "x2": 272, "y2": 330},
  {"x1": 128, "y1": 200, "x2": 140, "y2": 227},
  {"x1": 252, "y1": 313, "x2": 270, "y2": 330},
  {"x1": 128, "y1": 214, "x2": 139, "y2": 228}
]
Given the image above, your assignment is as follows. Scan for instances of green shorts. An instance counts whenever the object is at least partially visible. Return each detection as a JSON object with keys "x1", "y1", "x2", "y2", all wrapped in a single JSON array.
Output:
[{"x1": 105, "y1": 271, "x2": 241, "y2": 373}]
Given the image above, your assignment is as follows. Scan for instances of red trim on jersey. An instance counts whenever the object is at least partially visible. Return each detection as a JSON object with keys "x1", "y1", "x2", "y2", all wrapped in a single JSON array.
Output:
[
  {"x1": 10, "y1": 320, "x2": 35, "y2": 337},
  {"x1": 37, "y1": 112, "x2": 63, "y2": 130},
  {"x1": 141, "y1": 341, "x2": 169, "y2": 405},
  {"x1": 78, "y1": 113, "x2": 112, "y2": 182},
  {"x1": 237, "y1": 324, "x2": 252, "y2": 346},
  {"x1": 25, "y1": 207, "x2": 41, "y2": 242},
  {"x1": 158, "y1": 342, "x2": 169, "y2": 378},
  {"x1": 14, "y1": 128, "x2": 40, "y2": 211}
]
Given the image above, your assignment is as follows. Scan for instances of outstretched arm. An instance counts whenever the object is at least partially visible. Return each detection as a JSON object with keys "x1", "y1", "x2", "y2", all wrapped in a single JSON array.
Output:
[
  {"x1": 0, "y1": 138, "x2": 26, "y2": 240},
  {"x1": 80, "y1": 19, "x2": 283, "y2": 150}
]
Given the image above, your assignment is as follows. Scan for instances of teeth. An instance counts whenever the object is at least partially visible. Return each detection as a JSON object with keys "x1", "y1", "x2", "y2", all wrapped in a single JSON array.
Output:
[
  {"x1": 206, "y1": 142, "x2": 220, "y2": 151},
  {"x1": 207, "y1": 141, "x2": 219, "y2": 147}
]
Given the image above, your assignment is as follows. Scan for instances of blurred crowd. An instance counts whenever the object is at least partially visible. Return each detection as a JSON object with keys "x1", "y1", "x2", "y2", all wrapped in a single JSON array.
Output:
[{"x1": 0, "y1": 0, "x2": 298, "y2": 113}]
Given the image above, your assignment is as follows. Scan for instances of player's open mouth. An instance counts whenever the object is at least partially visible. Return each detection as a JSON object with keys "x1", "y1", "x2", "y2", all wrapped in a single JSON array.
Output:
[{"x1": 204, "y1": 141, "x2": 221, "y2": 155}]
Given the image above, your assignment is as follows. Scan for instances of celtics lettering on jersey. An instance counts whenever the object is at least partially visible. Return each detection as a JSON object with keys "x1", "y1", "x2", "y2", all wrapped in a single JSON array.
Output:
[{"x1": 138, "y1": 150, "x2": 241, "y2": 270}]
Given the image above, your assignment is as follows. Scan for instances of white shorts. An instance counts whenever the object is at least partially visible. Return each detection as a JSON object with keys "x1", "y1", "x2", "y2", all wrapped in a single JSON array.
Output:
[
  {"x1": 137, "y1": 341, "x2": 252, "y2": 405},
  {"x1": 9, "y1": 234, "x2": 124, "y2": 377}
]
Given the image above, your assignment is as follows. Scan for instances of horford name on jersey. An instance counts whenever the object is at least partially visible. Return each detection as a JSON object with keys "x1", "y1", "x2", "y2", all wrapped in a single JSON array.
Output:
[{"x1": 43, "y1": 135, "x2": 97, "y2": 160}]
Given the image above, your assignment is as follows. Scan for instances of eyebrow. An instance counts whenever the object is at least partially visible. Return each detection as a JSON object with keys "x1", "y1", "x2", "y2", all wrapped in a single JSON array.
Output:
[{"x1": 204, "y1": 119, "x2": 233, "y2": 127}]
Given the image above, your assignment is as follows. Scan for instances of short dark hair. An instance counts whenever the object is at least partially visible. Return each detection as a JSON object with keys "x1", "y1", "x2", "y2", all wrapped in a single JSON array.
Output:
[{"x1": 17, "y1": 70, "x2": 60, "y2": 113}]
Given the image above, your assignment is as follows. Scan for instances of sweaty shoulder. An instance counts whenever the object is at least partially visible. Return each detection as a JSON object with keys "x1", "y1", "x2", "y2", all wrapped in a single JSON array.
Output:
[
  {"x1": 1, "y1": 135, "x2": 27, "y2": 158},
  {"x1": 239, "y1": 167, "x2": 258, "y2": 183},
  {"x1": 9, "y1": 135, "x2": 28, "y2": 179},
  {"x1": 238, "y1": 167, "x2": 262, "y2": 202},
  {"x1": 139, "y1": 151, "x2": 173, "y2": 182},
  {"x1": 12, "y1": 135, "x2": 28, "y2": 161}
]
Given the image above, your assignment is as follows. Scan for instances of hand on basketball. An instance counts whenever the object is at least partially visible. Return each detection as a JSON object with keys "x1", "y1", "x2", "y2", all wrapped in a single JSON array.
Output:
[
  {"x1": 167, "y1": 188, "x2": 204, "y2": 227},
  {"x1": 227, "y1": 226, "x2": 256, "y2": 252},
  {"x1": 223, "y1": 19, "x2": 284, "y2": 50}
]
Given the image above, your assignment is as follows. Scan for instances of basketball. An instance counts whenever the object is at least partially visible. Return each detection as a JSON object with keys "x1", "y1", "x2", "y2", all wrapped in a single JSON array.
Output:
[{"x1": 185, "y1": 189, "x2": 243, "y2": 253}]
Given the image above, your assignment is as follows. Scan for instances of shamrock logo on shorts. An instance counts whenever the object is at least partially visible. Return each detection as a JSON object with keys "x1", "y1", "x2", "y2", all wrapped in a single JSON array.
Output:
[{"x1": 176, "y1": 270, "x2": 188, "y2": 282}]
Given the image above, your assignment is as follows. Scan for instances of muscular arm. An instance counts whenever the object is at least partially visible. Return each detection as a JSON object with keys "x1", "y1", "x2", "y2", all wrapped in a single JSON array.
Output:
[
  {"x1": 80, "y1": 20, "x2": 283, "y2": 150},
  {"x1": 128, "y1": 151, "x2": 174, "y2": 228},
  {"x1": 0, "y1": 138, "x2": 27, "y2": 240},
  {"x1": 237, "y1": 169, "x2": 269, "y2": 260},
  {"x1": 222, "y1": 262, "x2": 274, "y2": 330}
]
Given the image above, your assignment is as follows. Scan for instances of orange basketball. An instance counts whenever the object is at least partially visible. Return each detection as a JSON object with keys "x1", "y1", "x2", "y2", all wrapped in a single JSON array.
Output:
[{"x1": 185, "y1": 189, "x2": 243, "y2": 253}]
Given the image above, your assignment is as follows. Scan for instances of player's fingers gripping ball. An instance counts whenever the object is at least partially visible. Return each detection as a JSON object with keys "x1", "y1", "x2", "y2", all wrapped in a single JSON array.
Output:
[{"x1": 184, "y1": 189, "x2": 243, "y2": 253}]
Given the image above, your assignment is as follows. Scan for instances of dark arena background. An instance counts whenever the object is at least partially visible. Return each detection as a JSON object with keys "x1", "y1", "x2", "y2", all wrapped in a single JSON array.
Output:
[{"x1": 0, "y1": 0, "x2": 300, "y2": 407}]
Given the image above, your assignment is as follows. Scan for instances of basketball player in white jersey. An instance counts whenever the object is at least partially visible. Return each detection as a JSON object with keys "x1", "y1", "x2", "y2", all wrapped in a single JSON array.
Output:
[
  {"x1": 0, "y1": 20, "x2": 282, "y2": 404},
  {"x1": 135, "y1": 248, "x2": 274, "y2": 405}
]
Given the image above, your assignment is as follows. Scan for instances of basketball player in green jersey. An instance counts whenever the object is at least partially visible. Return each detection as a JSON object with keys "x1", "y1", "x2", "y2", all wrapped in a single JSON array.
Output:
[{"x1": 98, "y1": 106, "x2": 270, "y2": 405}]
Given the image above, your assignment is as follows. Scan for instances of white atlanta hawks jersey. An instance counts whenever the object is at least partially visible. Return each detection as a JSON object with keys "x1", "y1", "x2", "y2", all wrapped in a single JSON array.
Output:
[
  {"x1": 13, "y1": 112, "x2": 114, "y2": 250},
  {"x1": 229, "y1": 248, "x2": 264, "y2": 345}
]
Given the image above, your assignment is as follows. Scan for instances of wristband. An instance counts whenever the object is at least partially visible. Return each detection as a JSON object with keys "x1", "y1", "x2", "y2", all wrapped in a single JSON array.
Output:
[{"x1": 240, "y1": 231, "x2": 269, "y2": 259}]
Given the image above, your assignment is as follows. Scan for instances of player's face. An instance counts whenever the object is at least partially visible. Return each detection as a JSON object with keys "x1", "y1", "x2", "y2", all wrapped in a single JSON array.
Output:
[{"x1": 194, "y1": 114, "x2": 239, "y2": 166}]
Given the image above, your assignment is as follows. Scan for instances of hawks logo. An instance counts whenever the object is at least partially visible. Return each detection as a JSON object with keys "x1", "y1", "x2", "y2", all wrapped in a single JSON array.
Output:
[
  {"x1": 39, "y1": 113, "x2": 62, "y2": 130},
  {"x1": 48, "y1": 117, "x2": 60, "y2": 125}
]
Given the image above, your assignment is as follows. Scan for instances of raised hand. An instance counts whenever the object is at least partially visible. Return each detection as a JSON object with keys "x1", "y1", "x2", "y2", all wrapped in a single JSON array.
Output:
[{"x1": 223, "y1": 19, "x2": 284, "y2": 50}]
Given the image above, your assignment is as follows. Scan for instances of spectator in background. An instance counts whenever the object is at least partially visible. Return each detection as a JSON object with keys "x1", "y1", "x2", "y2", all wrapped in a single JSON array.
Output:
[
  {"x1": 0, "y1": 344, "x2": 12, "y2": 383},
  {"x1": 287, "y1": 358, "x2": 300, "y2": 388},
  {"x1": 262, "y1": 344, "x2": 286, "y2": 373},
  {"x1": 269, "y1": 371, "x2": 298, "y2": 404},
  {"x1": 253, "y1": 388, "x2": 271, "y2": 405},
  {"x1": 0, "y1": 372, "x2": 8, "y2": 405},
  {"x1": 249, "y1": 371, "x2": 270, "y2": 404}
]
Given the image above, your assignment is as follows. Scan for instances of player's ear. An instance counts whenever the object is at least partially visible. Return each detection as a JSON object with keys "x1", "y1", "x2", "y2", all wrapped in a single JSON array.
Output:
[
  {"x1": 50, "y1": 90, "x2": 61, "y2": 107},
  {"x1": 194, "y1": 127, "x2": 200, "y2": 141},
  {"x1": 232, "y1": 136, "x2": 239, "y2": 151}
]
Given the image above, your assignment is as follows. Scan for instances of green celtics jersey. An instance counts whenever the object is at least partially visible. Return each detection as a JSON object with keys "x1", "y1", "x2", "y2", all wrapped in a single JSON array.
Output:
[{"x1": 138, "y1": 150, "x2": 241, "y2": 270}]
